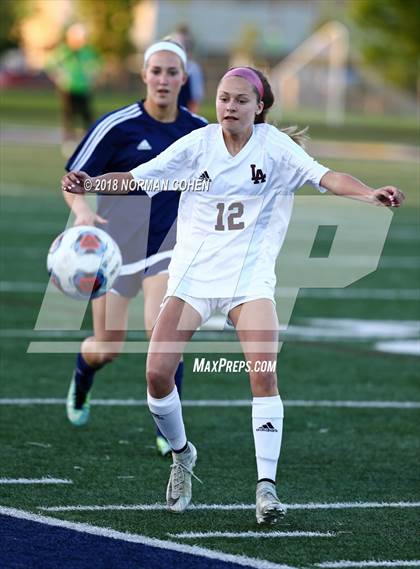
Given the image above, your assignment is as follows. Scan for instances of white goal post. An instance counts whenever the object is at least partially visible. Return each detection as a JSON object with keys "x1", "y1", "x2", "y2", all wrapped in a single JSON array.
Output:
[{"x1": 270, "y1": 21, "x2": 349, "y2": 125}]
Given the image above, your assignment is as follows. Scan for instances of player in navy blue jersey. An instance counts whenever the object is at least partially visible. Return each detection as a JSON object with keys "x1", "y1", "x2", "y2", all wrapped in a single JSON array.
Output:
[{"x1": 63, "y1": 39, "x2": 207, "y2": 456}]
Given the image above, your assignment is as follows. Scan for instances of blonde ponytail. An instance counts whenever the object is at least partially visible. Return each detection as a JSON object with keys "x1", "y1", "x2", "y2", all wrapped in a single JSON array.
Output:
[{"x1": 279, "y1": 125, "x2": 309, "y2": 149}]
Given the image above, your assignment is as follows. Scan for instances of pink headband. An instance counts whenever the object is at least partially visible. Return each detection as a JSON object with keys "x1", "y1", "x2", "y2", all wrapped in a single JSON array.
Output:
[{"x1": 222, "y1": 67, "x2": 264, "y2": 99}]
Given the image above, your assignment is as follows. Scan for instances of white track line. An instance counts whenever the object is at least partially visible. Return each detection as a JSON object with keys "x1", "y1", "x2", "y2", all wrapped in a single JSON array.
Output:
[
  {"x1": 317, "y1": 562, "x2": 420, "y2": 568},
  {"x1": 1, "y1": 398, "x2": 419, "y2": 409},
  {"x1": 168, "y1": 531, "x2": 335, "y2": 539},
  {"x1": 0, "y1": 478, "x2": 72, "y2": 485},
  {"x1": 0, "y1": 506, "x2": 295, "y2": 569},
  {"x1": 39, "y1": 501, "x2": 420, "y2": 512}
]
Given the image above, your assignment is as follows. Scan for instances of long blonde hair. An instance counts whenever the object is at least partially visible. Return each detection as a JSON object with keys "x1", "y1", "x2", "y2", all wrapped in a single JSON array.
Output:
[{"x1": 279, "y1": 125, "x2": 309, "y2": 149}]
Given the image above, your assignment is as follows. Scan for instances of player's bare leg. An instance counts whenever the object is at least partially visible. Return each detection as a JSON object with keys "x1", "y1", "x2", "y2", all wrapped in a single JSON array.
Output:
[
  {"x1": 66, "y1": 292, "x2": 129, "y2": 426},
  {"x1": 142, "y1": 273, "x2": 169, "y2": 337},
  {"x1": 147, "y1": 297, "x2": 201, "y2": 512},
  {"x1": 147, "y1": 296, "x2": 200, "y2": 398},
  {"x1": 84, "y1": 291, "x2": 130, "y2": 364},
  {"x1": 143, "y1": 274, "x2": 185, "y2": 456},
  {"x1": 229, "y1": 299, "x2": 286, "y2": 524}
]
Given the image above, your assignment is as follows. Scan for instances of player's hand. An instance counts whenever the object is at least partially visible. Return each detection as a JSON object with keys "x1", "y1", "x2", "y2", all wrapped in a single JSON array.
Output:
[
  {"x1": 373, "y1": 186, "x2": 405, "y2": 208},
  {"x1": 74, "y1": 210, "x2": 108, "y2": 226},
  {"x1": 61, "y1": 171, "x2": 91, "y2": 194}
]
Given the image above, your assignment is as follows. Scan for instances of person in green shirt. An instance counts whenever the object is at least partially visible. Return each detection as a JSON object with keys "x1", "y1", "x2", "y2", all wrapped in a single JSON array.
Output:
[{"x1": 46, "y1": 24, "x2": 101, "y2": 151}]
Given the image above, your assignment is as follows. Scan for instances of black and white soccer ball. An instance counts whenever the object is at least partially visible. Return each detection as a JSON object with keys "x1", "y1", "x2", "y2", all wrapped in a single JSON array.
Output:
[{"x1": 47, "y1": 226, "x2": 122, "y2": 300}]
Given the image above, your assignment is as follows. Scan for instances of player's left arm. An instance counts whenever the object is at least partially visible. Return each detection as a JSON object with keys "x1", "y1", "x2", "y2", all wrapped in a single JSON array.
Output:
[{"x1": 320, "y1": 171, "x2": 405, "y2": 208}]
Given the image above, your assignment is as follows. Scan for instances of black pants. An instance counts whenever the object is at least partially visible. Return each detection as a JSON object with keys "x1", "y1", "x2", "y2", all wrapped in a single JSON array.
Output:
[{"x1": 60, "y1": 90, "x2": 93, "y2": 135}]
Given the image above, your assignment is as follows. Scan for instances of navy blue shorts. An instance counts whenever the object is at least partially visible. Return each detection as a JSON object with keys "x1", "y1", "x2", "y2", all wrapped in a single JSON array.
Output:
[
  {"x1": 110, "y1": 250, "x2": 173, "y2": 298},
  {"x1": 96, "y1": 195, "x2": 178, "y2": 299}
]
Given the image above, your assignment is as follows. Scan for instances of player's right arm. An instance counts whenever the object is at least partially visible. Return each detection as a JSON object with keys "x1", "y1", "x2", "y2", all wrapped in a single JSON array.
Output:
[
  {"x1": 61, "y1": 170, "x2": 135, "y2": 195},
  {"x1": 62, "y1": 107, "x2": 138, "y2": 221},
  {"x1": 62, "y1": 190, "x2": 107, "y2": 226},
  {"x1": 62, "y1": 127, "x2": 206, "y2": 197},
  {"x1": 62, "y1": 125, "x2": 109, "y2": 224}
]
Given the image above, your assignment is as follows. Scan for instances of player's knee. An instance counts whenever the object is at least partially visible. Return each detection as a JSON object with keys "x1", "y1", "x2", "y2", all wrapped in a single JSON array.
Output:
[
  {"x1": 250, "y1": 371, "x2": 278, "y2": 395},
  {"x1": 81, "y1": 336, "x2": 124, "y2": 366},
  {"x1": 146, "y1": 363, "x2": 172, "y2": 395},
  {"x1": 100, "y1": 337, "x2": 126, "y2": 364},
  {"x1": 99, "y1": 348, "x2": 121, "y2": 365}
]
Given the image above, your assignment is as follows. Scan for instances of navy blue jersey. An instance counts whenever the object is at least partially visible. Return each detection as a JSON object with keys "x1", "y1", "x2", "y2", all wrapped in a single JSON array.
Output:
[
  {"x1": 66, "y1": 101, "x2": 207, "y2": 264},
  {"x1": 178, "y1": 79, "x2": 191, "y2": 108}
]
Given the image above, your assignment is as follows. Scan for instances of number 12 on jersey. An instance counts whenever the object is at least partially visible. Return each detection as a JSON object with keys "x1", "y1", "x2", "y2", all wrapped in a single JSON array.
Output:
[{"x1": 215, "y1": 202, "x2": 245, "y2": 231}]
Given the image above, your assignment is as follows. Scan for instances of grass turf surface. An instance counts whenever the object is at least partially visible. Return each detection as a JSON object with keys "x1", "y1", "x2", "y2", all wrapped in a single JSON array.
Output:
[{"x1": 0, "y1": 118, "x2": 419, "y2": 567}]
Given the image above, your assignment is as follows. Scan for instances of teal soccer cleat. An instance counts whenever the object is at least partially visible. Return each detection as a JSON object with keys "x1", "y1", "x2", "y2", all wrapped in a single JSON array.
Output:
[
  {"x1": 156, "y1": 436, "x2": 172, "y2": 457},
  {"x1": 66, "y1": 374, "x2": 91, "y2": 427}
]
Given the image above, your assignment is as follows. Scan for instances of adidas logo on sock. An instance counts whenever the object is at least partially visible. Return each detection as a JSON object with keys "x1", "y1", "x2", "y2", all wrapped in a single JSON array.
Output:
[
  {"x1": 198, "y1": 170, "x2": 211, "y2": 181},
  {"x1": 256, "y1": 422, "x2": 278, "y2": 432},
  {"x1": 151, "y1": 412, "x2": 165, "y2": 421}
]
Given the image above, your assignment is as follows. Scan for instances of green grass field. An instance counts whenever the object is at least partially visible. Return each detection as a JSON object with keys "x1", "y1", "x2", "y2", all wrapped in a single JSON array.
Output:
[{"x1": 0, "y1": 105, "x2": 419, "y2": 568}]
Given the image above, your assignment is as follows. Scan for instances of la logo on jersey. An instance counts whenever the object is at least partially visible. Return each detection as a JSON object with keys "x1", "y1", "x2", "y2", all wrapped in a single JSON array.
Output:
[
  {"x1": 137, "y1": 139, "x2": 152, "y2": 151},
  {"x1": 250, "y1": 164, "x2": 266, "y2": 184}
]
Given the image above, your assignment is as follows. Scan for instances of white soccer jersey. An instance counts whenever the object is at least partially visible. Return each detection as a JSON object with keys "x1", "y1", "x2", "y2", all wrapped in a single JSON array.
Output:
[{"x1": 131, "y1": 123, "x2": 329, "y2": 298}]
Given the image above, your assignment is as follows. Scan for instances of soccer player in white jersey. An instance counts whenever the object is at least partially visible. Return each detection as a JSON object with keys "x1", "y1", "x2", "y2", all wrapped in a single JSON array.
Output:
[{"x1": 62, "y1": 67, "x2": 405, "y2": 524}]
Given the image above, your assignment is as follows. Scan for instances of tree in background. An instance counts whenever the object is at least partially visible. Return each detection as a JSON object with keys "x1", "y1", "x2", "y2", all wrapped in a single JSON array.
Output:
[
  {"x1": 0, "y1": 0, "x2": 32, "y2": 54},
  {"x1": 76, "y1": 0, "x2": 137, "y2": 65},
  {"x1": 348, "y1": 0, "x2": 419, "y2": 94}
]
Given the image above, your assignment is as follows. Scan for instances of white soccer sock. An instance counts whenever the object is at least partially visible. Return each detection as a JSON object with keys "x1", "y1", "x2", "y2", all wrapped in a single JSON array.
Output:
[
  {"x1": 147, "y1": 388, "x2": 187, "y2": 451},
  {"x1": 252, "y1": 395, "x2": 284, "y2": 482}
]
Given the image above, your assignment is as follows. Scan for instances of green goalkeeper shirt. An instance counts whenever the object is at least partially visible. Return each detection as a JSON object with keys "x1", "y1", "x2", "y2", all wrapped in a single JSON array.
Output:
[{"x1": 46, "y1": 44, "x2": 101, "y2": 95}]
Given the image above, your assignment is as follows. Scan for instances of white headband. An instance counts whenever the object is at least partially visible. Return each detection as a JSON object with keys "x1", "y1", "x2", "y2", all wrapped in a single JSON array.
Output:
[{"x1": 144, "y1": 41, "x2": 187, "y2": 67}]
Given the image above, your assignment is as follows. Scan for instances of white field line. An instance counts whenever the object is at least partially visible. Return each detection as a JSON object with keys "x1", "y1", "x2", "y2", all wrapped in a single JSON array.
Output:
[
  {"x1": 0, "y1": 478, "x2": 72, "y2": 485},
  {"x1": 26, "y1": 340, "x2": 420, "y2": 355},
  {"x1": 39, "y1": 501, "x2": 420, "y2": 513},
  {"x1": 317, "y1": 562, "x2": 420, "y2": 568},
  {"x1": 0, "y1": 330, "x2": 89, "y2": 338},
  {"x1": 168, "y1": 531, "x2": 336, "y2": 539},
  {"x1": 1, "y1": 281, "x2": 420, "y2": 300},
  {"x1": 0, "y1": 506, "x2": 295, "y2": 569},
  {"x1": 375, "y1": 340, "x2": 420, "y2": 356},
  {"x1": 1, "y1": 220, "x2": 418, "y2": 241},
  {"x1": 1, "y1": 399, "x2": 419, "y2": 410},
  {"x1": 3, "y1": 317, "x2": 420, "y2": 341},
  {"x1": 283, "y1": 289, "x2": 420, "y2": 301},
  {"x1": 3, "y1": 251, "x2": 420, "y2": 269}
]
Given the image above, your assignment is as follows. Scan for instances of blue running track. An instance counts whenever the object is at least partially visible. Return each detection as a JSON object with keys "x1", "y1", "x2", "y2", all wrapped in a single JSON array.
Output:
[{"x1": 0, "y1": 513, "x2": 269, "y2": 569}]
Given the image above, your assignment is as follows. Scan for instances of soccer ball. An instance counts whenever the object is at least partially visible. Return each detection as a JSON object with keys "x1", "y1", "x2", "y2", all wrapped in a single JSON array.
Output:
[{"x1": 47, "y1": 226, "x2": 122, "y2": 300}]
